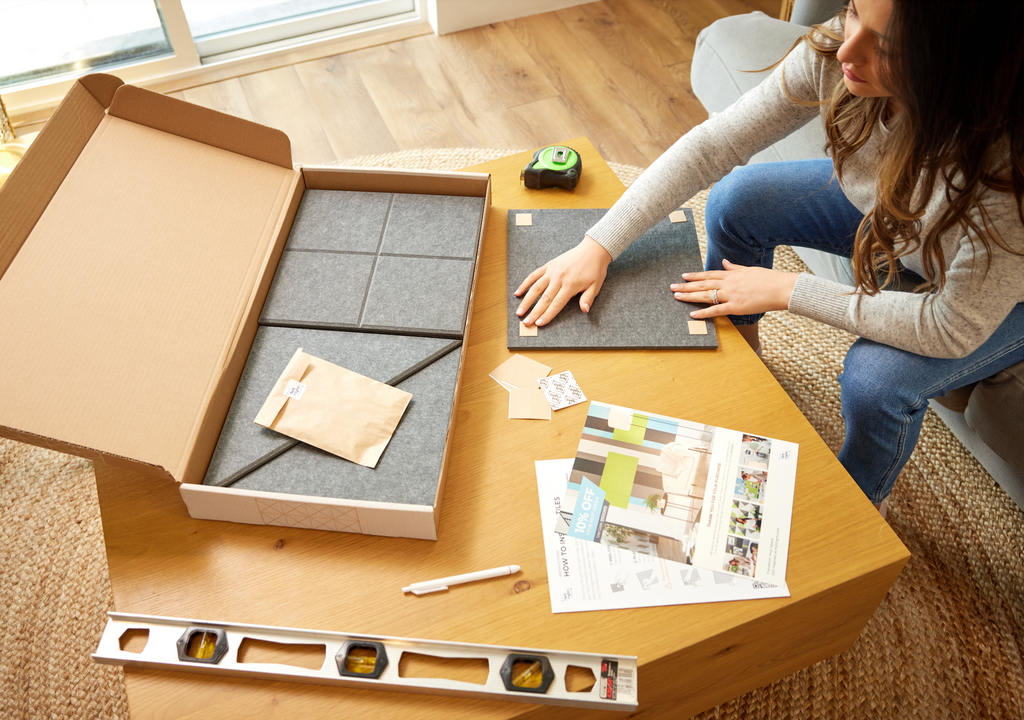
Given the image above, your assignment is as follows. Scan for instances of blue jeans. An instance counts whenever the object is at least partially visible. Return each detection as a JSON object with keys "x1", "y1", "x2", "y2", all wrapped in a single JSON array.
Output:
[{"x1": 705, "y1": 159, "x2": 1024, "y2": 503}]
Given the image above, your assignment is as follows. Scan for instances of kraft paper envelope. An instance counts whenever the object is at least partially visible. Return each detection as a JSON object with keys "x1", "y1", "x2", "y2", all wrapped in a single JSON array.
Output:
[{"x1": 254, "y1": 348, "x2": 413, "y2": 468}]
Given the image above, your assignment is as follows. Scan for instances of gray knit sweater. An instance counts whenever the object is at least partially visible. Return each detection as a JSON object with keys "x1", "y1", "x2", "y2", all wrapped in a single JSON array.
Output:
[{"x1": 586, "y1": 31, "x2": 1024, "y2": 359}]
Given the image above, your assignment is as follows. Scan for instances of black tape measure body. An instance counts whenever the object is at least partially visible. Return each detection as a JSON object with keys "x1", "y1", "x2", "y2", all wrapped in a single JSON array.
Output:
[{"x1": 521, "y1": 145, "x2": 582, "y2": 190}]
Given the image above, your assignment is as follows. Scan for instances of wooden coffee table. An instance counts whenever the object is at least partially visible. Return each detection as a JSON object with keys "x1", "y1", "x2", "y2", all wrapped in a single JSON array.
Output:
[{"x1": 95, "y1": 138, "x2": 909, "y2": 719}]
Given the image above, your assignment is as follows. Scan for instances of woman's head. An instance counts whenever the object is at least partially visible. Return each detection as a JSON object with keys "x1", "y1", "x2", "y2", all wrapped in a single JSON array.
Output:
[
  {"x1": 836, "y1": 0, "x2": 893, "y2": 100},
  {"x1": 803, "y1": 0, "x2": 1024, "y2": 292}
]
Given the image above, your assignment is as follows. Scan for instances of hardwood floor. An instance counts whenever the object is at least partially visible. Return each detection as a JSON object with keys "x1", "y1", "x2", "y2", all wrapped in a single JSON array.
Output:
[
  {"x1": 13, "y1": 0, "x2": 777, "y2": 168},
  {"x1": 156, "y1": 0, "x2": 776, "y2": 169}
]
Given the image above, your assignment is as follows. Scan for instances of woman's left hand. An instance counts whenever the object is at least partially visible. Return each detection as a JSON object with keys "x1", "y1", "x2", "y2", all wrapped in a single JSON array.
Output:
[{"x1": 672, "y1": 259, "x2": 799, "y2": 318}]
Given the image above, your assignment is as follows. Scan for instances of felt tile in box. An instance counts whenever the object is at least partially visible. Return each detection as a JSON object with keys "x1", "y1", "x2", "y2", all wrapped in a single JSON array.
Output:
[
  {"x1": 285, "y1": 190, "x2": 392, "y2": 253},
  {"x1": 230, "y1": 346, "x2": 463, "y2": 505},
  {"x1": 361, "y1": 256, "x2": 473, "y2": 336},
  {"x1": 379, "y1": 194, "x2": 485, "y2": 259},
  {"x1": 506, "y1": 208, "x2": 718, "y2": 349},
  {"x1": 259, "y1": 250, "x2": 374, "y2": 328},
  {"x1": 203, "y1": 326, "x2": 460, "y2": 487}
]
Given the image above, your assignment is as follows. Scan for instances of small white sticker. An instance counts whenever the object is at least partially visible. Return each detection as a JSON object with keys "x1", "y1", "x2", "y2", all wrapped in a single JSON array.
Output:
[
  {"x1": 284, "y1": 379, "x2": 307, "y2": 400},
  {"x1": 537, "y1": 371, "x2": 587, "y2": 411}
]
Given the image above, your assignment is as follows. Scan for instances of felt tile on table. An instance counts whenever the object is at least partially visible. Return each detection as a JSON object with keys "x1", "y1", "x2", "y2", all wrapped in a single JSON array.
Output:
[
  {"x1": 380, "y1": 194, "x2": 485, "y2": 259},
  {"x1": 506, "y1": 208, "x2": 718, "y2": 349}
]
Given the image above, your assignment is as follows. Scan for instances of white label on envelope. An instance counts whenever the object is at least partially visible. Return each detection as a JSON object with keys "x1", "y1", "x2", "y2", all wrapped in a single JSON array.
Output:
[{"x1": 284, "y1": 379, "x2": 307, "y2": 400}]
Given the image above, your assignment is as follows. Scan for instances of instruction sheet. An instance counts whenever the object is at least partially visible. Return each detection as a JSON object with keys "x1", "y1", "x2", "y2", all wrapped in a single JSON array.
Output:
[
  {"x1": 554, "y1": 402, "x2": 797, "y2": 586},
  {"x1": 537, "y1": 459, "x2": 789, "y2": 613}
]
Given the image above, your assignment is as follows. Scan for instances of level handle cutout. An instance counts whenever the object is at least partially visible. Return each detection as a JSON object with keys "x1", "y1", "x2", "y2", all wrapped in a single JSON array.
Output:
[
  {"x1": 237, "y1": 638, "x2": 326, "y2": 671},
  {"x1": 565, "y1": 665, "x2": 597, "y2": 692},
  {"x1": 398, "y1": 652, "x2": 489, "y2": 685},
  {"x1": 118, "y1": 628, "x2": 149, "y2": 654}
]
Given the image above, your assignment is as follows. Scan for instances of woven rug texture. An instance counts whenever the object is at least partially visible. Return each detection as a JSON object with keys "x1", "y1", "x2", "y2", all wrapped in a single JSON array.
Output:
[{"x1": 1, "y1": 148, "x2": 1022, "y2": 719}]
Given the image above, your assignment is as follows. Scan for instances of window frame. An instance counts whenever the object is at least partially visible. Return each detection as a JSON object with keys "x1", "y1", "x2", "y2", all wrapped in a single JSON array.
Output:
[{"x1": 2, "y1": 0, "x2": 423, "y2": 118}]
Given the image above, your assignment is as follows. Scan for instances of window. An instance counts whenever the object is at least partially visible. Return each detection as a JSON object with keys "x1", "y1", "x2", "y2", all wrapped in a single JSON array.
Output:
[{"x1": 0, "y1": 0, "x2": 420, "y2": 117}]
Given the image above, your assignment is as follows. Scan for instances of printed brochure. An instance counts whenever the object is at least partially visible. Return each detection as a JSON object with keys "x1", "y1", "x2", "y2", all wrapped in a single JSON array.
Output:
[
  {"x1": 555, "y1": 402, "x2": 797, "y2": 586},
  {"x1": 538, "y1": 459, "x2": 790, "y2": 613}
]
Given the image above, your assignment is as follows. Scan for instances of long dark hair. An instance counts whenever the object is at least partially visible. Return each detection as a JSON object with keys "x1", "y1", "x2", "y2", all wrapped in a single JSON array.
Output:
[{"x1": 802, "y1": 1, "x2": 1024, "y2": 293}]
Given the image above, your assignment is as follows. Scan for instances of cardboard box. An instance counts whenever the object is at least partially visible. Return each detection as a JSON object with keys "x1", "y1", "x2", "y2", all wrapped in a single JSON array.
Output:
[{"x1": 0, "y1": 74, "x2": 490, "y2": 540}]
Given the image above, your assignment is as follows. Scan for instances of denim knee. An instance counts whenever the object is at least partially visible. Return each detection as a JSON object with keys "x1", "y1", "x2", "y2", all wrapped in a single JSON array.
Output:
[
  {"x1": 837, "y1": 340, "x2": 928, "y2": 503},
  {"x1": 705, "y1": 169, "x2": 773, "y2": 270}
]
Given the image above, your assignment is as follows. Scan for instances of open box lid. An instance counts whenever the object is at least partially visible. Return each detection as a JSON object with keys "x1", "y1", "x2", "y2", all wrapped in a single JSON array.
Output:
[{"x1": 0, "y1": 74, "x2": 303, "y2": 484}]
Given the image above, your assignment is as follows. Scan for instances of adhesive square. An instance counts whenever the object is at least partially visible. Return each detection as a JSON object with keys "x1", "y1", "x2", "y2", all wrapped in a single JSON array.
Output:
[
  {"x1": 669, "y1": 210, "x2": 689, "y2": 223},
  {"x1": 519, "y1": 321, "x2": 538, "y2": 336},
  {"x1": 516, "y1": 213, "x2": 533, "y2": 226},
  {"x1": 687, "y1": 320, "x2": 709, "y2": 335}
]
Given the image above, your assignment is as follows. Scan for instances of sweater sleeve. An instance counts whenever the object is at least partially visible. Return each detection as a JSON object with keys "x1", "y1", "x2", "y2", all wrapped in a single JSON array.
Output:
[
  {"x1": 586, "y1": 30, "x2": 832, "y2": 259},
  {"x1": 788, "y1": 195, "x2": 1024, "y2": 358}
]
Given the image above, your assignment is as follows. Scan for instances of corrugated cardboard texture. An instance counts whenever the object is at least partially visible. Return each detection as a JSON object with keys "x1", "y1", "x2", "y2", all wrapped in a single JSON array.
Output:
[
  {"x1": 506, "y1": 208, "x2": 718, "y2": 349},
  {"x1": 0, "y1": 115, "x2": 296, "y2": 479},
  {"x1": 108, "y1": 84, "x2": 292, "y2": 169},
  {"x1": 0, "y1": 81, "x2": 109, "y2": 281}
]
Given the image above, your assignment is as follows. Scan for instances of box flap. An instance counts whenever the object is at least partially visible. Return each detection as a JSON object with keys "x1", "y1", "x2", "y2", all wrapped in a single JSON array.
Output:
[
  {"x1": 108, "y1": 84, "x2": 292, "y2": 169},
  {"x1": 0, "y1": 76, "x2": 121, "y2": 282},
  {"x1": 0, "y1": 94, "x2": 299, "y2": 481},
  {"x1": 79, "y1": 73, "x2": 125, "y2": 108}
]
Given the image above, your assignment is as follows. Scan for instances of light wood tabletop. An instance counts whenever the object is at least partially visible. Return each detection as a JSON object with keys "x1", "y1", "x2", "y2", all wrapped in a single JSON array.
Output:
[{"x1": 95, "y1": 138, "x2": 909, "y2": 719}]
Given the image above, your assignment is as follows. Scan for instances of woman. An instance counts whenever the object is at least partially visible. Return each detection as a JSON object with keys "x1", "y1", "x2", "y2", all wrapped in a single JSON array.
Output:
[{"x1": 514, "y1": 0, "x2": 1024, "y2": 512}]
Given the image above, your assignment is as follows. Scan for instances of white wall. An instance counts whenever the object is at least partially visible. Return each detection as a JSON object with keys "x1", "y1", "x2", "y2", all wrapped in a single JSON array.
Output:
[{"x1": 428, "y1": 0, "x2": 592, "y2": 35}]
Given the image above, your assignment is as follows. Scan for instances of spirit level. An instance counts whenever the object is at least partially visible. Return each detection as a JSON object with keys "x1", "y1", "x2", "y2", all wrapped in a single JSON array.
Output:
[{"x1": 93, "y1": 612, "x2": 638, "y2": 711}]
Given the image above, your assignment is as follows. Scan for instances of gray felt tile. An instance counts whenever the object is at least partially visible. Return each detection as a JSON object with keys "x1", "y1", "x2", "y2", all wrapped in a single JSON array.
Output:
[
  {"x1": 203, "y1": 326, "x2": 460, "y2": 487},
  {"x1": 506, "y1": 208, "x2": 718, "y2": 350},
  {"x1": 227, "y1": 346, "x2": 462, "y2": 505},
  {"x1": 379, "y1": 194, "x2": 485, "y2": 259},
  {"x1": 361, "y1": 256, "x2": 473, "y2": 336},
  {"x1": 259, "y1": 250, "x2": 374, "y2": 328},
  {"x1": 286, "y1": 190, "x2": 392, "y2": 253}
]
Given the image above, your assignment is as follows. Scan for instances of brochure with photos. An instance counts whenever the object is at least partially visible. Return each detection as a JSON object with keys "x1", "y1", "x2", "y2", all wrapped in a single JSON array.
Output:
[{"x1": 555, "y1": 402, "x2": 797, "y2": 586}]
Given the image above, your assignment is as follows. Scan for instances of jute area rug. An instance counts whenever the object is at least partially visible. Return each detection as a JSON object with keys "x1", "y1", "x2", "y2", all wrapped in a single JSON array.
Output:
[{"x1": 2, "y1": 148, "x2": 1022, "y2": 719}]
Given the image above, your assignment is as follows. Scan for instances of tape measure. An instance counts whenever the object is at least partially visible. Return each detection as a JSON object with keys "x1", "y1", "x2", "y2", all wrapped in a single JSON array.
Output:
[{"x1": 521, "y1": 145, "x2": 582, "y2": 190}]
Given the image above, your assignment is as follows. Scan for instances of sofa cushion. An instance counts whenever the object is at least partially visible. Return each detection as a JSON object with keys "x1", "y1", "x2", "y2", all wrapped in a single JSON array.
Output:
[{"x1": 965, "y1": 365, "x2": 1024, "y2": 478}]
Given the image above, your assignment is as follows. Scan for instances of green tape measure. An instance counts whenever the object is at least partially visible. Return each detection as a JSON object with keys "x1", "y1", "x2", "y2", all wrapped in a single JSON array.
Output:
[{"x1": 521, "y1": 145, "x2": 582, "y2": 190}]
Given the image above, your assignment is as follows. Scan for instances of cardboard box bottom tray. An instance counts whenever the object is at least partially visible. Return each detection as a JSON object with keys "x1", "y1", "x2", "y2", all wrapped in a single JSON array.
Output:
[{"x1": 0, "y1": 74, "x2": 490, "y2": 541}]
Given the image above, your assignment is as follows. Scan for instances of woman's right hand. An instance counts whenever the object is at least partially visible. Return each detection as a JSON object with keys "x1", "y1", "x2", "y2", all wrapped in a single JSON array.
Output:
[{"x1": 514, "y1": 235, "x2": 612, "y2": 327}]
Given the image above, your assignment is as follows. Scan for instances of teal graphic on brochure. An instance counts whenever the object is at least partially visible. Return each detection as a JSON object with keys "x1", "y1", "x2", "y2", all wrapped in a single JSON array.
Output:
[{"x1": 567, "y1": 478, "x2": 608, "y2": 541}]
